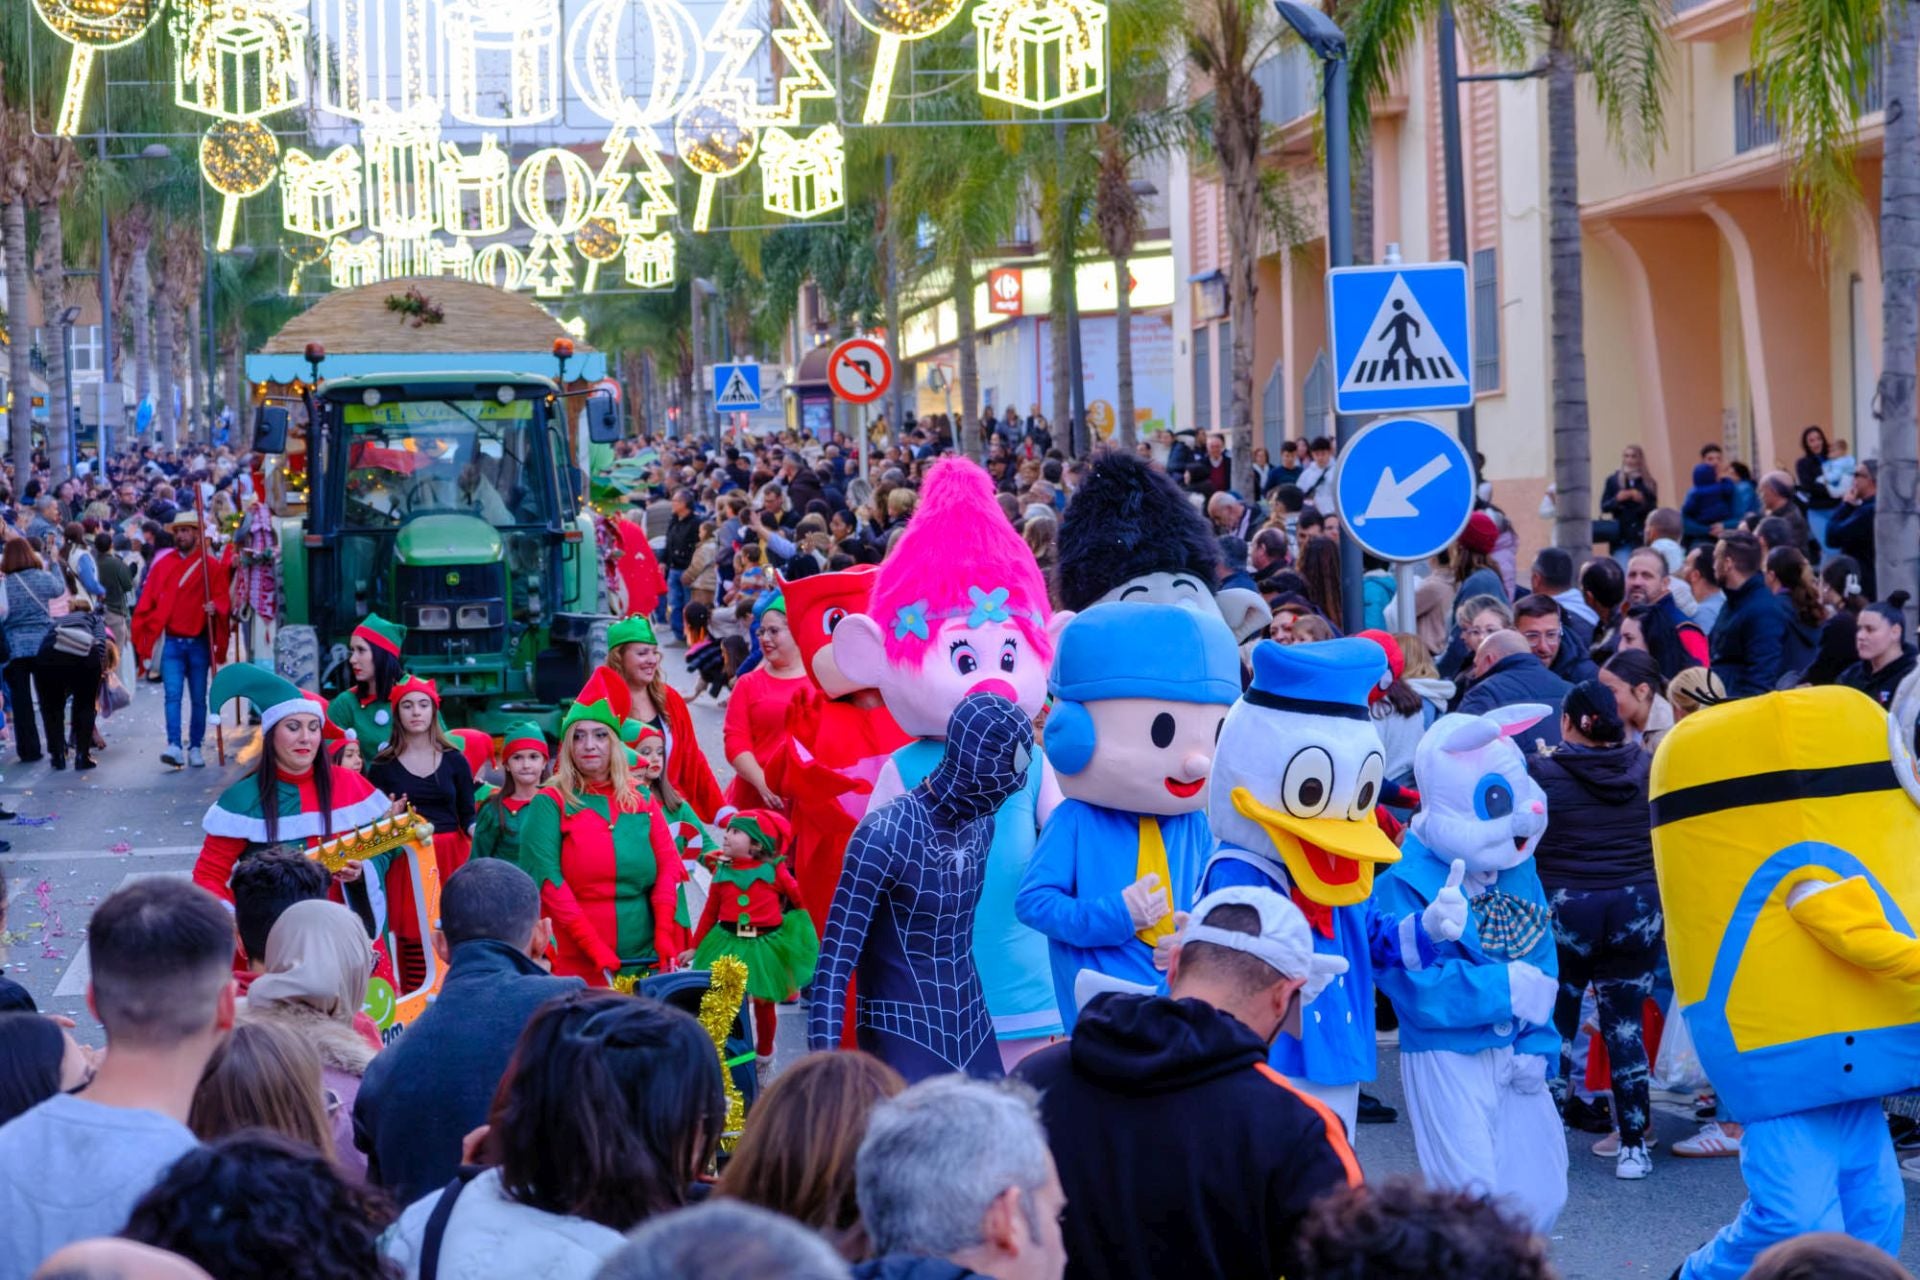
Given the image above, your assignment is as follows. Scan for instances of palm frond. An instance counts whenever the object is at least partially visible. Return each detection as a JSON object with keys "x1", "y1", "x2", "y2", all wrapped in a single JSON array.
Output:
[
  {"x1": 1750, "y1": 0, "x2": 1881, "y2": 234},
  {"x1": 1570, "y1": 0, "x2": 1672, "y2": 164}
]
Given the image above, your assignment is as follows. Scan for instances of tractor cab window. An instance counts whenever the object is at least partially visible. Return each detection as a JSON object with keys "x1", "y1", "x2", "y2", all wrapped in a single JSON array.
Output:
[{"x1": 340, "y1": 398, "x2": 543, "y2": 528}]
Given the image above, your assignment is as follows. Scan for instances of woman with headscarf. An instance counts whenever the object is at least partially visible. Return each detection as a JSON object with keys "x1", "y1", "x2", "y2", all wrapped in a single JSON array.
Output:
[
  {"x1": 238, "y1": 899, "x2": 378, "y2": 1182},
  {"x1": 604, "y1": 614, "x2": 725, "y2": 821}
]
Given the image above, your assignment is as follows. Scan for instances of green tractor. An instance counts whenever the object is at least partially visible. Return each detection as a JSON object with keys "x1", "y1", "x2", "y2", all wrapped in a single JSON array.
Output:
[{"x1": 257, "y1": 369, "x2": 622, "y2": 735}]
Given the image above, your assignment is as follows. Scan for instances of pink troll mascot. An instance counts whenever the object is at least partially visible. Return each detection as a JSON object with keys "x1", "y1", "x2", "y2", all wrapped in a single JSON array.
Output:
[{"x1": 832, "y1": 458, "x2": 1073, "y2": 1067}]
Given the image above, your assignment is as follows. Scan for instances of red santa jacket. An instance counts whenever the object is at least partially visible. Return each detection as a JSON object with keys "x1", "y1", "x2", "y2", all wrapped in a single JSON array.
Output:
[{"x1": 132, "y1": 545, "x2": 232, "y2": 663}]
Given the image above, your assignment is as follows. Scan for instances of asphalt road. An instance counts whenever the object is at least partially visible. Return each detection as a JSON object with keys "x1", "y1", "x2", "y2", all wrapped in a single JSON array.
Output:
[{"x1": 3, "y1": 648, "x2": 1915, "y2": 1277}]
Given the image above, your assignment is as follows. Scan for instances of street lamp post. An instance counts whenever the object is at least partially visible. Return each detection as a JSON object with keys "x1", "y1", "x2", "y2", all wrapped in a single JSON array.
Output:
[{"x1": 1274, "y1": 1, "x2": 1365, "y2": 633}]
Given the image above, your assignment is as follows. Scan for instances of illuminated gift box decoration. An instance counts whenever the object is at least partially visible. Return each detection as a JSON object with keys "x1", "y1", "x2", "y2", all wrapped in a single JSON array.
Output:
[
  {"x1": 280, "y1": 144, "x2": 363, "y2": 240},
  {"x1": 177, "y1": 2, "x2": 309, "y2": 121},
  {"x1": 443, "y1": 0, "x2": 561, "y2": 126},
  {"x1": 624, "y1": 230, "x2": 675, "y2": 289},
  {"x1": 758, "y1": 124, "x2": 844, "y2": 220},
  {"x1": 382, "y1": 235, "x2": 436, "y2": 279},
  {"x1": 330, "y1": 235, "x2": 384, "y2": 288},
  {"x1": 438, "y1": 136, "x2": 511, "y2": 236},
  {"x1": 429, "y1": 237, "x2": 475, "y2": 280},
  {"x1": 312, "y1": 0, "x2": 436, "y2": 121},
  {"x1": 364, "y1": 103, "x2": 440, "y2": 237},
  {"x1": 972, "y1": 0, "x2": 1104, "y2": 111}
]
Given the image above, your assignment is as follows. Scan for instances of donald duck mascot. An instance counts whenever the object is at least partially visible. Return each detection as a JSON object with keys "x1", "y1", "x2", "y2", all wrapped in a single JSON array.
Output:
[{"x1": 1203, "y1": 638, "x2": 1468, "y2": 1137}]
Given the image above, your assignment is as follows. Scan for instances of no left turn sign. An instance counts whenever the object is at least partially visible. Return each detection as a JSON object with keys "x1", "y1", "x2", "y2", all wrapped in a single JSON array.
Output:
[{"x1": 828, "y1": 337, "x2": 893, "y2": 404}]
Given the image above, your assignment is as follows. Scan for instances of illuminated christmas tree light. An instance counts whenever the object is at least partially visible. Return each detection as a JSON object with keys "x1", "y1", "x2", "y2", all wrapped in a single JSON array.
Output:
[
  {"x1": 575, "y1": 216, "x2": 625, "y2": 292},
  {"x1": 673, "y1": 90, "x2": 756, "y2": 233},
  {"x1": 566, "y1": 0, "x2": 703, "y2": 126},
  {"x1": 591, "y1": 117, "x2": 677, "y2": 234},
  {"x1": 364, "y1": 103, "x2": 440, "y2": 238},
  {"x1": 176, "y1": 1, "x2": 309, "y2": 121},
  {"x1": 473, "y1": 241, "x2": 527, "y2": 291},
  {"x1": 31, "y1": 0, "x2": 162, "y2": 136},
  {"x1": 443, "y1": 0, "x2": 561, "y2": 126},
  {"x1": 847, "y1": 0, "x2": 967, "y2": 124},
  {"x1": 513, "y1": 146, "x2": 599, "y2": 238},
  {"x1": 972, "y1": 0, "x2": 1105, "y2": 111},
  {"x1": 623, "y1": 229, "x2": 675, "y2": 289},
  {"x1": 312, "y1": 0, "x2": 436, "y2": 121},
  {"x1": 758, "y1": 124, "x2": 844, "y2": 219},
  {"x1": 280, "y1": 144, "x2": 363, "y2": 240},
  {"x1": 200, "y1": 118, "x2": 279, "y2": 252},
  {"x1": 757, "y1": 0, "x2": 833, "y2": 126},
  {"x1": 438, "y1": 135, "x2": 512, "y2": 237}
]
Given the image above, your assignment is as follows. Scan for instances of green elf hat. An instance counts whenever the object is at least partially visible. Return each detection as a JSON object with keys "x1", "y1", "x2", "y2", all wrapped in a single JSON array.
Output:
[
  {"x1": 728, "y1": 808, "x2": 792, "y2": 858},
  {"x1": 502, "y1": 722, "x2": 550, "y2": 759},
  {"x1": 209, "y1": 665, "x2": 313, "y2": 734},
  {"x1": 607, "y1": 614, "x2": 658, "y2": 649},
  {"x1": 353, "y1": 612, "x2": 407, "y2": 658},
  {"x1": 561, "y1": 667, "x2": 633, "y2": 737}
]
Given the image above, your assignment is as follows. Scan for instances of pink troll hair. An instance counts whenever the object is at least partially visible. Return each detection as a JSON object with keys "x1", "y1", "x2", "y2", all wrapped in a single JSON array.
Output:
[{"x1": 872, "y1": 458, "x2": 1053, "y2": 667}]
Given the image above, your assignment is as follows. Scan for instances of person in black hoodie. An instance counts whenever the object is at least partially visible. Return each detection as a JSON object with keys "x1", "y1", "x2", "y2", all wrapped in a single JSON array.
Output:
[
  {"x1": 1524, "y1": 681, "x2": 1661, "y2": 1181},
  {"x1": 1014, "y1": 886, "x2": 1361, "y2": 1280},
  {"x1": 1838, "y1": 602, "x2": 1918, "y2": 710}
]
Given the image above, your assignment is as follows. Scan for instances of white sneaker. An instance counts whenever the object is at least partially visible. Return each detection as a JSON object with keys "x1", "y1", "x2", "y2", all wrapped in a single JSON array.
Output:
[
  {"x1": 160, "y1": 744, "x2": 184, "y2": 768},
  {"x1": 1616, "y1": 1143, "x2": 1653, "y2": 1180},
  {"x1": 188, "y1": 746, "x2": 206, "y2": 768},
  {"x1": 1672, "y1": 1121, "x2": 1742, "y2": 1158}
]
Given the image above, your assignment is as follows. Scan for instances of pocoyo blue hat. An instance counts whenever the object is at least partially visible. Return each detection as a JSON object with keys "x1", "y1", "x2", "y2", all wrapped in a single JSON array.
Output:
[
  {"x1": 1246, "y1": 636, "x2": 1388, "y2": 721},
  {"x1": 1049, "y1": 602, "x2": 1241, "y2": 706}
]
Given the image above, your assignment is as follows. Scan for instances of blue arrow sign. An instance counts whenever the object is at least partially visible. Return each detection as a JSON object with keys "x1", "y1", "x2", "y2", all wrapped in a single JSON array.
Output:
[
  {"x1": 1334, "y1": 417, "x2": 1478, "y2": 563},
  {"x1": 1326, "y1": 262, "x2": 1474, "y2": 415},
  {"x1": 712, "y1": 362, "x2": 762, "y2": 411}
]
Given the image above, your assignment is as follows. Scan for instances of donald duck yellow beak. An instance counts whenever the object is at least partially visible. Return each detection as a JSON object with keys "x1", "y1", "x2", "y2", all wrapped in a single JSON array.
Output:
[{"x1": 1232, "y1": 786, "x2": 1401, "y2": 907}]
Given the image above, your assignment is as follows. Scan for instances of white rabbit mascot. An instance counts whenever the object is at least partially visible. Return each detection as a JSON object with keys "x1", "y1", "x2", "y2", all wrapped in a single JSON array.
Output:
[{"x1": 1371, "y1": 703, "x2": 1569, "y2": 1233}]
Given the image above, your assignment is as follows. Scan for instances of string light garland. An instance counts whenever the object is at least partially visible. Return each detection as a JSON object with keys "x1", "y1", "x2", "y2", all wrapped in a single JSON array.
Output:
[
  {"x1": 848, "y1": 0, "x2": 967, "y2": 124},
  {"x1": 674, "y1": 89, "x2": 757, "y2": 233},
  {"x1": 32, "y1": 0, "x2": 162, "y2": 136},
  {"x1": 281, "y1": 143, "x2": 363, "y2": 240},
  {"x1": 438, "y1": 135, "x2": 512, "y2": 237},
  {"x1": 972, "y1": 0, "x2": 1105, "y2": 111},
  {"x1": 312, "y1": 0, "x2": 437, "y2": 121},
  {"x1": 201, "y1": 118, "x2": 280, "y2": 252},
  {"x1": 364, "y1": 103, "x2": 440, "y2": 238},
  {"x1": 623, "y1": 228, "x2": 675, "y2": 289},
  {"x1": 757, "y1": 0, "x2": 834, "y2": 126},
  {"x1": 758, "y1": 124, "x2": 845, "y2": 219},
  {"x1": 443, "y1": 0, "x2": 561, "y2": 126},
  {"x1": 566, "y1": 0, "x2": 703, "y2": 126},
  {"x1": 175, "y1": 1, "x2": 309, "y2": 121}
]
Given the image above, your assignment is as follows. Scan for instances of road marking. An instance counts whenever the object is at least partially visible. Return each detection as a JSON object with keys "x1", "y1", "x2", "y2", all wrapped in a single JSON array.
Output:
[
  {"x1": 2, "y1": 844, "x2": 203, "y2": 864},
  {"x1": 52, "y1": 870, "x2": 187, "y2": 999}
]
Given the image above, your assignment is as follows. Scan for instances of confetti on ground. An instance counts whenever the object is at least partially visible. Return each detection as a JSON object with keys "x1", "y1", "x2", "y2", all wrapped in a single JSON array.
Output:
[
  {"x1": 109, "y1": 842, "x2": 132, "y2": 854},
  {"x1": 14, "y1": 815, "x2": 57, "y2": 827}
]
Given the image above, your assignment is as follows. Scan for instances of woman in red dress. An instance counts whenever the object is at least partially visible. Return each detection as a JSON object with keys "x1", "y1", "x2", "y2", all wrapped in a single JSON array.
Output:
[
  {"x1": 606, "y1": 614, "x2": 725, "y2": 820},
  {"x1": 720, "y1": 595, "x2": 811, "y2": 810}
]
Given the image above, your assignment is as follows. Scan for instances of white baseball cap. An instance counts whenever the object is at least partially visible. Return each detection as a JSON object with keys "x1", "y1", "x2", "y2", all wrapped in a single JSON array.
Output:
[{"x1": 1181, "y1": 885, "x2": 1349, "y2": 1037}]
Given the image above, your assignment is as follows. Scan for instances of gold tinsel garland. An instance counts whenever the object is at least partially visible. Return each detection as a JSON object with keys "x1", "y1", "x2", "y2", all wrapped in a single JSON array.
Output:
[{"x1": 700, "y1": 957, "x2": 750, "y2": 1148}]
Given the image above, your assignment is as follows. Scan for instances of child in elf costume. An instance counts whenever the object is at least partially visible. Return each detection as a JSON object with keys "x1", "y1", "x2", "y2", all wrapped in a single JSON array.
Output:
[
  {"x1": 471, "y1": 722, "x2": 549, "y2": 871},
  {"x1": 833, "y1": 459, "x2": 1070, "y2": 1068},
  {"x1": 634, "y1": 721, "x2": 721, "y2": 934},
  {"x1": 685, "y1": 809, "x2": 820, "y2": 1065}
]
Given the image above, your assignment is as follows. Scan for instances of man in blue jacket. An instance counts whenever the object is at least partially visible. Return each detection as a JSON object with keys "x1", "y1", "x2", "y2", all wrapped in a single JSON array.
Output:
[
  {"x1": 354, "y1": 859, "x2": 583, "y2": 1204},
  {"x1": 1457, "y1": 631, "x2": 1571, "y2": 753},
  {"x1": 1709, "y1": 531, "x2": 1789, "y2": 698}
]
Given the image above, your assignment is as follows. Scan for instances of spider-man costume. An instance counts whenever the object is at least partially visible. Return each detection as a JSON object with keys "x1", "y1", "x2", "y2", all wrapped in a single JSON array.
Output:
[{"x1": 807, "y1": 691, "x2": 1033, "y2": 1082}]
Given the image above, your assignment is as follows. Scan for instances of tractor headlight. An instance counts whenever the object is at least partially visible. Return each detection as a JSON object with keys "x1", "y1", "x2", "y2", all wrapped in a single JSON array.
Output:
[
  {"x1": 455, "y1": 604, "x2": 497, "y2": 629},
  {"x1": 415, "y1": 605, "x2": 451, "y2": 631}
]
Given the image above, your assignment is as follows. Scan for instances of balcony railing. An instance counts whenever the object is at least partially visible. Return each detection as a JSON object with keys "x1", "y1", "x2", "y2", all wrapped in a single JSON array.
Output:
[{"x1": 1735, "y1": 52, "x2": 1884, "y2": 154}]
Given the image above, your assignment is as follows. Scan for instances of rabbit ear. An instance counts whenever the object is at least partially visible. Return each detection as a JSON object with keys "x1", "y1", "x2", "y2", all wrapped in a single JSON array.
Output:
[
  {"x1": 1434, "y1": 717, "x2": 1500, "y2": 755},
  {"x1": 1487, "y1": 703, "x2": 1553, "y2": 741}
]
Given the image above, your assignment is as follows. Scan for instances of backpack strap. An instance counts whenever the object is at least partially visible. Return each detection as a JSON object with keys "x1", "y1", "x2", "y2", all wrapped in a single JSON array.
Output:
[{"x1": 419, "y1": 1167, "x2": 480, "y2": 1280}]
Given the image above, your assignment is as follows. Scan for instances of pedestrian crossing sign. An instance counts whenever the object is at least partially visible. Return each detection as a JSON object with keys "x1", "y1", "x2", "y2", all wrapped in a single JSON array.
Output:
[
  {"x1": 1326, "y1": 261, "x2": 1474, "y2": 415},
  {"x1": 713, "y1": 362, "x2": 762, "y2": 412}
]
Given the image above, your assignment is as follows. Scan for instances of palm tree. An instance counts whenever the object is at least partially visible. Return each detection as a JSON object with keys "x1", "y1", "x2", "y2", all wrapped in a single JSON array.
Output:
[
  {"x1": 0, "y1": 102, "x2": 33, "y2": 482},
  {"x1": 1748, "y1": 0, "x2": 1920, "y2": 620},
  {"x1": 27, "y1": 131, "x2": 84, "y2": 483}
]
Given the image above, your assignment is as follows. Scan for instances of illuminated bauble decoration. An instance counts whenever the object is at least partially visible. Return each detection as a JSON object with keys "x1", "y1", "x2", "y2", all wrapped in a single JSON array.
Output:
[
  {"x1": 566, "y1": 0, "x2": 704, "y2": 126},
  {"x1": 758, "y1": 124, "x2": 845, "y2": 220},
  {"x1": 281, "y1": 144, "x2": 363, "y2": 240},
  {"x1": 283, "y1": 234, "x2": 328, "y2": 295},
  {"x1": 176, "y1": 1, "x2": 309, "y2": 121},
  {"x1": 624, "y1": 230, "x2": 675, "y2": 290},
  {"x1": 200, "y1": 118, "x2": 279, "y2": 252},
  {"x1": 364, "y1": 103, "x2": 440, "y2": 238},
  {"x1": 472, "y1": 242, "x2": 527, "y2": 292},
  {"x1": 673, "y1": 90, "x2": 757, "y2": 233},
  {"x1": 32, "y1": 0, "x2": 163, "y2": 136},
  {"x1": 443, "y1": 0, "x2": 561, "y2": 126},
  {"x1": 846, "y1": 0, "x2": 967, "y2": 124},
  {"x1": 972, "y1": 0, "x2": 1105, "y2": 111},
  {"x1": 312, "y1": 0, "x2": 438, "y2": 121},
  {"x1": 439, "y1": 136, "x2": 512, "y2": 237},
  {"x1": 575, "y1": 216, "x2": 625, "y2": 292},
  {"x1": 513, "y1": 147, "x2": 599, "y2": 238}
]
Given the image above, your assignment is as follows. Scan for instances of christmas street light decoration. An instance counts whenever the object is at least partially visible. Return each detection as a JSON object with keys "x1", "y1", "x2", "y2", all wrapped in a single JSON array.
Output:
[
  {"x1": 201, "y1": 118, "x2": 279, "y2": 252},
  {"x1": 575, "y1": 215, "x2": 625, "y2": 292},
  {"x1": 32, "y1": 0, "x2": 162, "y2": 136},
  {"x1": 473, "y1": 241, "x2": 527, "y2": 291},
  {"x1": 758, "y1": 124, "x2": 844, "y2": 219},
  {"x1": 439, "y1": 135, "x2": 512, "y2": 236},
  {"x1": 848, "y1": 0, "x2": 967, "y2": 125},
  {"x1": 430, "y1": 237, "x2": 476, "y2": 280},
  {"x1": 674, "y1": 90, "x2": 756, "y2": 233},
  {"x1": 592, "y1": 117, "x2": 677, "y2": 234},
  {"x1": 281, "y1": 144, "x2": 363, "y2": 240},
  {"x1": 284, "y1": 234, "x2": 327, "y2": 295},
  {"x1": 624, "y1": 229, "x2": 675, "y2": 289},
  {"x1": 176, "y1": 1, "x2": 309, "y2": 121},
  {"x1": 566, "y1": 0, "x2": 704, "y2": 127},
  {"x1": 972, "y1": 0, "x2": 1104, "y2": 111},
  {"x1": 382, "y1": 235, "x2": 436, "y2": 279},
  {"x1": 364, "y1": 103, "x2": 440, "y2": 238},
  {"x1": 312, "y1": 0, "x2": 437, "y2": 121},
  {"x1": 758, "y1": 0, "x2": 834, "y2": 127},
  {"x1": 513, "y1": 146, "x2": 599, "y2": 237},
  {"x1": 330, "y1": 235, "x2": 383, "y2": 288},
  {"x1": 443, "y1": 0, "x2": 561, "y2": 126}
]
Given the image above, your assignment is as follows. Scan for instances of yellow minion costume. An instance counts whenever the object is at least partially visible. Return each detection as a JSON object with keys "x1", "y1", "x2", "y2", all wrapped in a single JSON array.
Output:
[{"x1": 1652, "y1": 686, "x2": 1920, "y2": 1279}]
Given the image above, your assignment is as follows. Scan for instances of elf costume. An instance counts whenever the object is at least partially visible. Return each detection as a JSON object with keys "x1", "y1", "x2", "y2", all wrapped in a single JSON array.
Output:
[
  {"x1": 633, "y1": 723, "x2": 719, "y2": 864},
  {"x1": 192, "y1": 667, "x2": 391, "y2": 904},
  {"x1": 690, "y1": 809, "x2": 820, "y2": 1058},
  {"x1": 519, "y1": 669, "x2": 690, "y2": 984},
  {"x1": 327, "y1": 614, "x2": 407, "y2": 753},
  {"x1": 472, "y1": 722, "x2": 548, "y2": 871},
  {"x1": 449, "y1": 728, "x2": 497, "y2": 806},
  {"x1": 604, "y1": 614, "x2": 727, "y2": 821}
]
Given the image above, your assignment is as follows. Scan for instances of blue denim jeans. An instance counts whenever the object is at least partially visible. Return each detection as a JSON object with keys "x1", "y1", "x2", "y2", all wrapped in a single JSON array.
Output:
[
  {"x1": 161, "y1": 633, "x2": 211, "y2": 749},
  {"x1": 666, "y1": 568, "x2": 688, "y2": 640}
]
